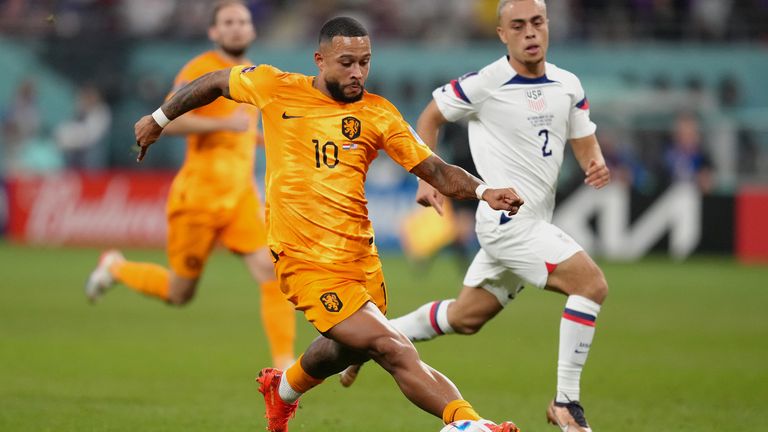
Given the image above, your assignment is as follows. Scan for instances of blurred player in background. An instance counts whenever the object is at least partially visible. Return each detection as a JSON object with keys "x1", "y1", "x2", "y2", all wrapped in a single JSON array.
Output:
[
  {"x1": 399, "y1": 121, "x2": 480, "y2": 267},
  {"x1": 342, "y1": 1, "x2": 609, "y2": 431},
  {"x1": 133, "y1": 16, "x2": 525, "y2": 432},
  {"x1": 85, "y1": 0, "x2": 296, "y2": 370}
]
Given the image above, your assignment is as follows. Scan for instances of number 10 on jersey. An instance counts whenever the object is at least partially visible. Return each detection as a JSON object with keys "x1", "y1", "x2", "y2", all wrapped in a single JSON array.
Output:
[{"x1": 314, "y1": 139, "x2": 339, "y2": 168}]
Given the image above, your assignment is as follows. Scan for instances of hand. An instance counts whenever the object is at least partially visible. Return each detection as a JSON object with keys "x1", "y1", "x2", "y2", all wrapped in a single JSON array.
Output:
[
  {"x1": 226, "y1": 107, "x2": 251, "y2": 132},
  {"x1": 415, "y1": 180, "x2": 446, "y2": 216},
  {"x1": 482, "y1": 187, "x2": 524, "y2": 215},
  {"x1": 584, "y1": 159, "x2": 611, "y2": 189},
  {"x1": 134, "y1": 115, "x2": 164, "y2": 162}
]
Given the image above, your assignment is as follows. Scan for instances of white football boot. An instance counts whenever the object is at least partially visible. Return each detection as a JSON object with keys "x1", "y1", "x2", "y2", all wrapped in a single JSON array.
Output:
[{"x1": 85, "y1": 250, "x2": 124, "y2": 303}]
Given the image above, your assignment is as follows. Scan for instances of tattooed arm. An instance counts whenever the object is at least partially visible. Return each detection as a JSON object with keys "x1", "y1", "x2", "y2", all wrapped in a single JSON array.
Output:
[
  {"x1": 411, "y1": 154, "x2": 524, "y2": 213},
  {"x1": 134, "y1": 69, "x2": 232, "y2": 161}
]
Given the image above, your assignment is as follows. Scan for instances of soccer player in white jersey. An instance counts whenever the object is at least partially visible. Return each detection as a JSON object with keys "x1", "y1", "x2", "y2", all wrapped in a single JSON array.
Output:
[{"x1": 341, "y1": 1, "x2": 609, "y2": 431}]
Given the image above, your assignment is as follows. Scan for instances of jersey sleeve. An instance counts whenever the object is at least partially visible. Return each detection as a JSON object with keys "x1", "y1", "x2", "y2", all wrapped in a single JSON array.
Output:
[
  {"x1": 379, "y1": 109, "x2": 433, "y2": 172},
  {"x1": 432, "y1": 71, "x2": 487, "y2": 122},
  {"x1": 228, "y1": 64, "x2": 282, "y2": 109},
  {"x1": 568, "y1": 76, "x2": 597, "y2": 139}
]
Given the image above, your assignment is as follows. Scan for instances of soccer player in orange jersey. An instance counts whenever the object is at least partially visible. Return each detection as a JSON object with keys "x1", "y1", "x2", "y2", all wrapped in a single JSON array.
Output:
[
  {"x1": 85, "y1": 0, "x2": 296, "y2": 369},
  {"x1": 134, "y1": 17, "x2": 525, "y2": 432}
]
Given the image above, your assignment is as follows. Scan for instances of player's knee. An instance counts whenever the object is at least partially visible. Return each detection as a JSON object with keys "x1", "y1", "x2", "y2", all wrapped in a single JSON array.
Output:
[
  {"x1": 167, "y1": 290, "x2": 195, "y2": 306},
  {"x1": 166, "y1": 280, "x2": 197, "y2": 306},
  {"x1": 586, "y1": 270, "x2": 608, "y2": 304},
  {"x1": 370, "y1": 333, "x2": 415, "y2": 370}
]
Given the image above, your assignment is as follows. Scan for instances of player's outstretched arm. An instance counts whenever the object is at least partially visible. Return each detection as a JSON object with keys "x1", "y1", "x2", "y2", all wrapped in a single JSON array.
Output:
[
  {"x1": 411, "y1": 154, "x2": 524, "y2": 214},
  {"x1": 571, "y1": 134, "x2": 611, "y2": 189},
  {"x1": 134, "y1": 69, "x2": 232, "y2": 161}
]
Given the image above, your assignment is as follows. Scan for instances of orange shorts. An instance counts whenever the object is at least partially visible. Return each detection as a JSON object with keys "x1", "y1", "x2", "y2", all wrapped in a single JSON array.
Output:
[
  {"x1": 273, "y1": 253, "x2": 388, "y2": 333},
  {"x1": 167, "y1": 190, "x2": 267, "y2": 279}
]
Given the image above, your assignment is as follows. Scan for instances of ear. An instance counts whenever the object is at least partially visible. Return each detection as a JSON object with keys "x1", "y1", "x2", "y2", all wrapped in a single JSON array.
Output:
[
  {"x1": 208, "y1": 26, "x2": 217, "y2": 43},
  {"x1": 496, "y1": 26, "x2": 508, "y2": 44},
  {"x1": 314, "y1": 51, "x2": 324, "y2": 70}
]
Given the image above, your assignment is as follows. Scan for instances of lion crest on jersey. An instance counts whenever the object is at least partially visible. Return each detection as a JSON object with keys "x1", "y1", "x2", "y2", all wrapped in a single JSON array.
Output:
[
  {"x1": 526, "y1": 89, "x2": 547, "y2": 113},
  {"x1": 320, "y1": 292, "x2": 343, "y2": 312},
  {"x1": 342, "y1": 116, "x2": 361, "y2": 140}
]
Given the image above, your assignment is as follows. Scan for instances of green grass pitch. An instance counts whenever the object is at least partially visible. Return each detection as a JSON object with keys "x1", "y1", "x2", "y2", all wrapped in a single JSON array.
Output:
[{"x1": 1, "y1": 243, "x2": 766, "y2": 431}]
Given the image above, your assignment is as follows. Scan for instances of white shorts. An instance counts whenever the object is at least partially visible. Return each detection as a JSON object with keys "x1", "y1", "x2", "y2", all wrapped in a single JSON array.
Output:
[{"x1": 463, "y1": 217, "x2": 583, "y2": 306}]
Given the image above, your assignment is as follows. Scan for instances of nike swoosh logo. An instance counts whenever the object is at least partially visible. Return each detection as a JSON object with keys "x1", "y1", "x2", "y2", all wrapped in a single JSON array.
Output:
[
  {"x1": 500, "y1": 213, "x2": 512, "y2": 225},
  {"x1": 574, "y1": 350, "x2": 589, "y2": 354},
  {"x1": 282, "y1": 112, "x2": 303, "y2": 119}
]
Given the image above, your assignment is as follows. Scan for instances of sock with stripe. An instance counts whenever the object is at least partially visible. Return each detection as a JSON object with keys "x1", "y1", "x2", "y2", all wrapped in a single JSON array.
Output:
[
  {"x1": 557, "y1": 295, "x2": 601, "y2": 403},
  {"x1": 111, "y1": 261, "x2": 170, "y2": 301},
  {"x1": 279, "y1": 355, "x2": 323, "y2": 403},
  {"x1": 442, "y1": 399, "x2": 482, "y2": 423},
  {"x1": 390, "y1": 300, "x2": 455, "y2": 342},
  {"x1": 259, "y1": 280, "x2": 296, "y2": 369}
]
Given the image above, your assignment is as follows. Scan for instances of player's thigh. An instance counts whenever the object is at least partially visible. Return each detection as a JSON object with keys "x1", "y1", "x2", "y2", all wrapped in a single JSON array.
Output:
[
  {"x1": 273, "y1": 254, "x2": 381, "y2": 333},
  {"x1": 219, "y1": 190, "x2": 267, "y2": 254},
  {"x1": 324, "y1": 302, "x2": 400, "y2": 352},
  {"x1": 463, "y1": 248, "x2": 526, "y2": 307},
  {"x1": 167, "y1": 210, "x2": 218, "y2": 279},
  {"x1": 482, "y1": 218, "x2": 583, "y2": 289}
]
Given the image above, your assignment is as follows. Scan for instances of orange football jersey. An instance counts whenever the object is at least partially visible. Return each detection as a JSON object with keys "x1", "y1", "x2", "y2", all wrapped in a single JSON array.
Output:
[
  {"x1": 167, "y1": 51, "x2": 260, "y2": 215},
  {"x1": 228, "y1": 64, "x2": 433, "y2": 263}
]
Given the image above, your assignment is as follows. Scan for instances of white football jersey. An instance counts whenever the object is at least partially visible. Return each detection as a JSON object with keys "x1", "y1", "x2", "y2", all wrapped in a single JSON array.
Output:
[{"x1": 433, "y1": 56, "x2": 596, "y2": 229}]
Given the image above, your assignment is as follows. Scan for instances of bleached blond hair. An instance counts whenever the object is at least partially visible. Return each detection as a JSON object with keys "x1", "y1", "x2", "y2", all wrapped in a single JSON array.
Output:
[{"x1": 497, "y1": 0, "x2": 547, "y2": 19}]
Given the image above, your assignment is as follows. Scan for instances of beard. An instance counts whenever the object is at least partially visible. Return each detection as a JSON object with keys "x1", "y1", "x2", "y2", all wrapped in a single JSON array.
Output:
[
  {"x1": 220, "y1": 43, "x2": 248, "y2": 58},
  {"x1": 326, "y1": 78, "x2": 364, "y2": 103}
]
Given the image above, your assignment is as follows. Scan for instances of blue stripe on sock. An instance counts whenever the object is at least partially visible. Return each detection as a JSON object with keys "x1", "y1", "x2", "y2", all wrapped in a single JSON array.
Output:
[{"x1": 563, "y1": 307, "x2": 596, "y2": 322}]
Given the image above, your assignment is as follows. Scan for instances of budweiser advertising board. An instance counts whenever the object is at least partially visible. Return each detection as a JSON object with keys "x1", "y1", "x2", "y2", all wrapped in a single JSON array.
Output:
[{"x1": 7, "y1": 171, "x2": 173, "y2": 247}]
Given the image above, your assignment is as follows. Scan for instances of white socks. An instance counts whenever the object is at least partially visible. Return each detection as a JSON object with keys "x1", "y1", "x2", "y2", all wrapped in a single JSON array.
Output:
[
  {"x1": 278, "y1": 374, "x2": 302, "y2": 403},
  {"x1": 390, "y1": 300, "x2": 455, "y2": 341},
  {"x1": 390, "y1": 294, "x2": 601, "y2": 404},
  {"x1": 556, "y1": 295, "x2": 601, "y2": 403}
]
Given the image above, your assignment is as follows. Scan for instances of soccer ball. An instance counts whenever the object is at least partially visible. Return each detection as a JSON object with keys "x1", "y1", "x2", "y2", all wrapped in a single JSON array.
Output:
[{"x1": 440, "y1": 420, "x2": 494, "y2": 432}]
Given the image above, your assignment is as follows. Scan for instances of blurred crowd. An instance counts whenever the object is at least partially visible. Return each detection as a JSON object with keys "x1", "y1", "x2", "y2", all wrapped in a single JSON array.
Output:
[
  {"x1": 1, "y1": 0, "x2": 767, "y2": 196},
  {"x1": 2, "y1": 0, "x2": 768, "y2": 43},
  {"x1": 1, "y1": 80, "x2": 111, "y2": 174}
]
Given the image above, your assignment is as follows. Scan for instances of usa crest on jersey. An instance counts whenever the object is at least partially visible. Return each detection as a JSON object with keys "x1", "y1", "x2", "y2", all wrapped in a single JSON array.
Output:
[{"x1": 526, "y1": 89, "x2": 547, "y2": 113}]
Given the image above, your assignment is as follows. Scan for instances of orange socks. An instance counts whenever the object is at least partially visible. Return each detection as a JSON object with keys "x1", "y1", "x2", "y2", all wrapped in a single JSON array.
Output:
[
  {"x1": 260, "y1": 280, "x2": 296, "y2": 369},
  {"x1": 284, "y1": 355, "x2": 324, "y2": 394},
  {"x1": 443, "y1": 399, "x2": 482, "y2": 423},
  {"x1": 111, "y1": 261, "x2": 170, "y2": 301}
]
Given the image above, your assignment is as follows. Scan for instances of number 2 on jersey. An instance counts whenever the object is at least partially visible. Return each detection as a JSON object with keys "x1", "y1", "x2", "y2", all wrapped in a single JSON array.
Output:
[{"x1": 539, "y1": 129, "x2": 552, "y2": 157}]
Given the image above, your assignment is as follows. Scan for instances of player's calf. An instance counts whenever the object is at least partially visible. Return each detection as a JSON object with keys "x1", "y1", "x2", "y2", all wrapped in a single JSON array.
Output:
[{"x1": 449, "y1": 309, "x2": 491, "y2": 335}]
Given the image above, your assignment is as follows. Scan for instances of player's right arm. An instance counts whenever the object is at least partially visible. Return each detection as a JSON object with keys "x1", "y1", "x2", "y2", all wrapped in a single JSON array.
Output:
[
  {"x1": 411, "y1": 155, "x2": 523, "y2": 215},
  {"x1": 135, "y1": 69, "x2": 232, "y2": 161},
  {"x1": 414, "y1": 100, "x2": 449, "y2": 215}
]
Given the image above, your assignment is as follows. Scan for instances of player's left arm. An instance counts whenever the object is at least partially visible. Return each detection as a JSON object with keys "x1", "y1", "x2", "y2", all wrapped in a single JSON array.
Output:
[
  {"x1": 570, "y1": 134, "x2": 611, "y2": 189},
  {"x1": 411, "y1": 154, "x2": 524, "y2": 214},
  {"x1": 134, "y1": 69, "x2": 233, "y2": 161}
]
